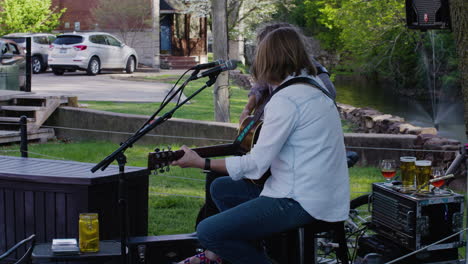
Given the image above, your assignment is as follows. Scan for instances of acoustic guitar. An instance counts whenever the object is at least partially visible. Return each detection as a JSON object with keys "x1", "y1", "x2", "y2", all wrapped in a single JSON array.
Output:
[{"x1": 147, "y1": 116, "x2": 269, "y2": 185}]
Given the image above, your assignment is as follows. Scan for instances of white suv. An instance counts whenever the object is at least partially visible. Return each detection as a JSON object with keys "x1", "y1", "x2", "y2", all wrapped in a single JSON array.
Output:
[
  {"x1": 2, "y1": 33, "x2": 56, "y2": 74},
  {"x1": 48, "y1": 32, "x2": 138, "y2": 76}
]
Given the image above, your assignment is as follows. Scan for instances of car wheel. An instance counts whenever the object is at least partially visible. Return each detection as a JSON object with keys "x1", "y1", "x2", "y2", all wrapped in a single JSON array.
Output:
[
  {"x1": 125, "y1": 56, "x2": 135, "y2": 74},
  {"x1": 32, "y1": 56, "x2": 43, "y2": 74},
  {"x1": 52, "y1": 68, "x2": 65, "y2": 76},
  {"x1": 87, "y1": 57, "x2": 100, "y2": 76}
]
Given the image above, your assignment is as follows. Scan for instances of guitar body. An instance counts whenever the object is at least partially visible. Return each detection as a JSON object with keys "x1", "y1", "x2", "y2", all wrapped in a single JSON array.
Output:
[
  {"x1": 237, "y1": 116, "x2": 263, "y2": 153},
  {"x1": 147, "y1": 116, "x2": 269, "y2": 185}
]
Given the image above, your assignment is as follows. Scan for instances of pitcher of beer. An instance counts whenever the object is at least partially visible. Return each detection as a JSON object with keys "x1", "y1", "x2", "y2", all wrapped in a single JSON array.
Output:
[
  {"x1": 415, "y1": 160, "x2": 432, "y2": 193},
  {"x1": 79, "y1": 213, "x2": 99, "y2": 252},
  {"x1": 400, "y1": 156, "x2": 416, "y2": 191}
]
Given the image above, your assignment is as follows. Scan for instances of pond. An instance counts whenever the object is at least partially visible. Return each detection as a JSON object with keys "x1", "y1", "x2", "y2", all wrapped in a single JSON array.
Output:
[{"x1": 334, "y1": 75, "x2": 466, "y2": 142}]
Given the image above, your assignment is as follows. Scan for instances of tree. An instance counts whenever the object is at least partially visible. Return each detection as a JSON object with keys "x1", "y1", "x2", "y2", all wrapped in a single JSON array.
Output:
[
  {"x1": 274, "y1": 0, "x2": 342, "y2": 50},
  {"x1": 449, "y1": 0, "x2": 468, "y2": 136},
  {"x1": 90, "y1": 0, "x2": 152, "y2": 47},
  {"x1": 227, "y1": 0, "x2": 280, "y2": 40},
  {"x1": 0, "y1": 0, "x2": 65, "y2": 35},
  {"x1": 186, "y1": 0, "x2": 281, "y2": 41},
  {"x1": 211, "y1": 0, "x2": 230, "y2": 122}
]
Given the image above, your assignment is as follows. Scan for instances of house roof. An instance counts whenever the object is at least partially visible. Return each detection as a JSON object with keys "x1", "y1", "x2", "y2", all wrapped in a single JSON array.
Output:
[{"x1": 160, "y1": 0, "x2": 186, "y2": 13}]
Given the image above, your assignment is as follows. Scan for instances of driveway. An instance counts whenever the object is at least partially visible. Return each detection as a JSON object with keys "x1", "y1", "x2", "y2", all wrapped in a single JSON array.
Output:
[{"x1": 31, "y1": 70, "x2": 187, "y2": 102}]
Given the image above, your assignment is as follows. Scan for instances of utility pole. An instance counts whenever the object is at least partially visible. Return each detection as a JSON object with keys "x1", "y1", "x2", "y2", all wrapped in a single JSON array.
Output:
[{"x1": 211, "y1": 0, "x2": 230, "y2": 122}]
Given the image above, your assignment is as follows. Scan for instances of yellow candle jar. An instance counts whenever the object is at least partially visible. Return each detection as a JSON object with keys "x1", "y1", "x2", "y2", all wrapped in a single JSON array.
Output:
[{"x1": 79, "y1": 213, "x2": 99, "y2": 252}]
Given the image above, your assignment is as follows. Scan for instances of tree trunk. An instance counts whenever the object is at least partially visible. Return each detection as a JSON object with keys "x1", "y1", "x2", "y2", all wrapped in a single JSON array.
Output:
[
  {"x1": 211, "y1": 0, "x2": 230, "y2": 122},
  {"x1": 450, "y1": 0, "x2": 468, "y2": 137}
]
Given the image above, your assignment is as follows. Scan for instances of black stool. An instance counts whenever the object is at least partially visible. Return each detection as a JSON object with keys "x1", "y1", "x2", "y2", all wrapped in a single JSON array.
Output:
[{"x1": 298, "y1": 220, "x2": 349, "y2": 264}]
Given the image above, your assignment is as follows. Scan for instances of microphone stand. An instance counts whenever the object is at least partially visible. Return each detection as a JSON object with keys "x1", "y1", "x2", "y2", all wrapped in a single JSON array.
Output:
[{"x1": 91, "y1": 71, "x2": 219, "y2": 264}]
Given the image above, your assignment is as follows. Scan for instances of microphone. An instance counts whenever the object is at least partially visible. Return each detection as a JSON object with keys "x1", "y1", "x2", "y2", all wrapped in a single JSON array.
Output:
[
  {"x1": 191, "y1": 59, "x2": 225, "y2": 70},
  {"x1": 191, "y1": 60, "x2": 238, "y2": 80}
]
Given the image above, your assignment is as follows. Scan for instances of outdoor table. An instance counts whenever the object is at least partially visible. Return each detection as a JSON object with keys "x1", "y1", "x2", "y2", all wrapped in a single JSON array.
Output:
[
  {"x1": 32, "y1": 240, "x2": 121, "y2": 263},
  {"x1": 0, "y1": 155, "x2": 149, "y2": 257}
]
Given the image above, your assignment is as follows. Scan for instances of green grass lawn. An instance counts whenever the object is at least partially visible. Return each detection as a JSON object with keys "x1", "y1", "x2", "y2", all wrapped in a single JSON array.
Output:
[{"x1": 0, "y1": 140, "x2": 381, "y2": 235}]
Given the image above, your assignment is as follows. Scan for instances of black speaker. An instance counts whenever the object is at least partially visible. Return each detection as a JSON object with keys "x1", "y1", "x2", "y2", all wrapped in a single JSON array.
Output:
[
  {"x1": 128, "y1": 234, "x2": 201, "y2": 264},
  {"x1": 356, "y1": 235, "x2": 459, "y2": 264},
  {"x1": 405, "y1": 0, "x2": 451, "y2": 30}
]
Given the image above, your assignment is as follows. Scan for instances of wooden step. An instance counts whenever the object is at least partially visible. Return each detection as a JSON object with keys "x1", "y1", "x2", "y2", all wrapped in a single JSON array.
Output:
[
  {"x1": 12, "y1": 95, "x2": 67, "y2": 105},
  {"x1": 0, "y1": 117, "x2": 36, "y2": 123},
  {"x1": 0, "y1": 128, "x2": 55, "y2": 144},
  {"x1": 168, "y1": 61, "x2": 198, "y2": 66},
  {"x1": 161, "y1": 55, "x2": 198, "y2": 61},
  {"x1": 0, "y1": 106, "x2": 45, "y2": 111},
  {"x1": 11, "y1": 95, "x2": 61, "y2": 100}
]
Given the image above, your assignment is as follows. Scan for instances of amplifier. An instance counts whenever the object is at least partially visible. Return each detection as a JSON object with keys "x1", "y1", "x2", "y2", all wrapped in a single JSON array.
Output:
[
  {"x1": 128, "y1": 233, "x2": 200, "y2": 264},
  {"x1": 355, "y1": 235, "x2": 459, "y2": 264},
  {"x1": 371, "y1": 183, "x2": 464, "y2": 251}
]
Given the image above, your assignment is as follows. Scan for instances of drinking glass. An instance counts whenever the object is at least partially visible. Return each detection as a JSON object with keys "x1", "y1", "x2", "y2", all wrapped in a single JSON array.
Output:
[
  {"x1": 380, "y1": 159, "x2": 396, "y2": 184},
  {"x1": 431, "y1": 167, "x2": 445, "y2": 194},
  {"x1": 415, "y1": 160, "x2": 432, "y2": 193},
  {"x1": 400, "y1": 156, "x2": 416, "y2": 191}
]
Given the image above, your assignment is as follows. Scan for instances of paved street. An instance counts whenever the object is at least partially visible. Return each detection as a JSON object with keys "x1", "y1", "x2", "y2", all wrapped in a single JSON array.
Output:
[{"x1": 30, "y1": 70, "x2": 187, "y2": 102}]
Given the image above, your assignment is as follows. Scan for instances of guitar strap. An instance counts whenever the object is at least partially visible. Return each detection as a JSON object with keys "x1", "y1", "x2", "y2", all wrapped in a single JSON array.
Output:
[{"x1": 233, "y1": 76, "x2": 336, "y2": 146}]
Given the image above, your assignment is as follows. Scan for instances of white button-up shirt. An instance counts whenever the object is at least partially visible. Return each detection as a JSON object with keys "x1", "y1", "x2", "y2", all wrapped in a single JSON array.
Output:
[{"x1": 226, "y1": 75, "x2": 350, "y2": 222}]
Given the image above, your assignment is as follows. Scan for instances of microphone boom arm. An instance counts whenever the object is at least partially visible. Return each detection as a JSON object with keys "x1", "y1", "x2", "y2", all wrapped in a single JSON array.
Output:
[{"x1": 91, "y1": 72, "x2": 219, "y2": 173}]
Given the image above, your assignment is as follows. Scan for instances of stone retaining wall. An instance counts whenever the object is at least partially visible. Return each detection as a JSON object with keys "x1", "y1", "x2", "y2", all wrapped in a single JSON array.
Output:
[
  {"x1": 338, "y1": 104, "x2": 439, "y2": 135},
  {"x1": 45, "y1": 107, "x2": 238, "y2": 147}
]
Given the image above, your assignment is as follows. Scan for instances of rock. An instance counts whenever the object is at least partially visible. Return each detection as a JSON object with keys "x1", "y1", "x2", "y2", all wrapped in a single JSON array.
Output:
[
  {"x1": 415, "y1": 134, "x2": 436, "y2": 146},
  {"x1": 229, "y1": 71, "x2": 254, "y2": 90}
]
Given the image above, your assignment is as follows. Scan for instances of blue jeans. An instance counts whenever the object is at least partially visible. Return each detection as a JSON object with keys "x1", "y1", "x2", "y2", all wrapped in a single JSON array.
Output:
[{"x1": 196, "y1": 176, "x2": 315, "y2": 264}]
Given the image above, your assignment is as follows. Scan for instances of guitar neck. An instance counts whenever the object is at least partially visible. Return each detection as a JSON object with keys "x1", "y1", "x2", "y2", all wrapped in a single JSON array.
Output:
[
  {"x1": 171, "y1": 144, "x2": 244, "y2": 160},
  {"x1": 148, "y1": 116, "x2": 262, "y2": 171}
]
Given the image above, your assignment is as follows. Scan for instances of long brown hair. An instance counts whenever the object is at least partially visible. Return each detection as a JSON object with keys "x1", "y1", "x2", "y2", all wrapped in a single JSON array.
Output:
[{"x1": 251, "y1": 27, "x2": 317, "y2": 85}]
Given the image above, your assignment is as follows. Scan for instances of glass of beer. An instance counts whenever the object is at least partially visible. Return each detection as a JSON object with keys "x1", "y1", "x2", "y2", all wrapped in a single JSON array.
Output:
[
  {"x1": 79, "y1": 213, "x2": 99, "y2": 252},
  {"x1": 431, "y1": 166, "x2": 445, "y2": 194},
  {"x1": 415, "y1": 160, "x2": 431, "y2": 193},
  {"x1": 380, "y1": 159, "x2": 396, "y2": 184},
  {"x1": 400, "y1": 156, "x2": 416, "y2": 191}
]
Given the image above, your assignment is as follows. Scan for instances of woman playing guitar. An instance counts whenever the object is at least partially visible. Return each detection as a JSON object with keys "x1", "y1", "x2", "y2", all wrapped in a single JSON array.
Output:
[
  {"x1": 197, "y1": 22, "x2": 337, "y2": 234},
  {"x1": 172, "y1": 26, "x2": 349, "y2": 264}
]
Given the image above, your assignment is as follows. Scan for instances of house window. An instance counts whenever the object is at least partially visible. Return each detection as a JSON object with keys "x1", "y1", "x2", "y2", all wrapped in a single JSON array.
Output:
[
  {"x1": 189, "y1": 16, "x2": 200, "y2": 39},
  {"x1": 174, "y1": 14, "x2": 185, "y2": 39}
]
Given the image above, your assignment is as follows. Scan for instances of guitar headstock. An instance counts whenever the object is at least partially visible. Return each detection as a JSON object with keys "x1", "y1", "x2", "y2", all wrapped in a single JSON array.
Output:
[{"x1": 148, "y1": 148, "x2": 184, "y2": 172}]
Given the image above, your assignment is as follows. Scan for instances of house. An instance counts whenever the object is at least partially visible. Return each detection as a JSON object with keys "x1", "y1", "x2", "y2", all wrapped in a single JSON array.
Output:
[
  {"x1": 160, "y1": 0, "x2": 208, "y2": 68},
  {"x1": 51, "y1": 0, "x2": 208, "y2": 69}
]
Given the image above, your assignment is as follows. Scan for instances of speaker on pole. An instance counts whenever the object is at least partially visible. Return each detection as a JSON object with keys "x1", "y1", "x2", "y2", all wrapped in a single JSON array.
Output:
[{"x1": 405, "y1": 0, "x2": 451, "y2": 30}]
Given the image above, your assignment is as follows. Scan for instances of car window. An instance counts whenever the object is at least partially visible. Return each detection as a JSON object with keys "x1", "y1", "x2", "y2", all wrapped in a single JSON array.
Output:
[
  {"x1": 8, "y1": 43, "x2": 20, "y2": 54},
  {"x1": 34, "y1": 36, "x2": 49, "y2": 45},
  {"x1": 3, "y1": 37, "x2": 26, "y2": 44},
  {"x1": 89, "y1": 35, "x2": 107, "y2": 45},
  {"x1": 53, "y1": 35, "x2": 84, "y2": 45},
  {"x1": 48, "y1": 35, "x2": 56, "y2": 44},
  {"x1": 1, "y1": 43, "x2": 8, "y2": 55},
  {"x1": 105, "y1": 36, "x2": 122, "y2": 47}
]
